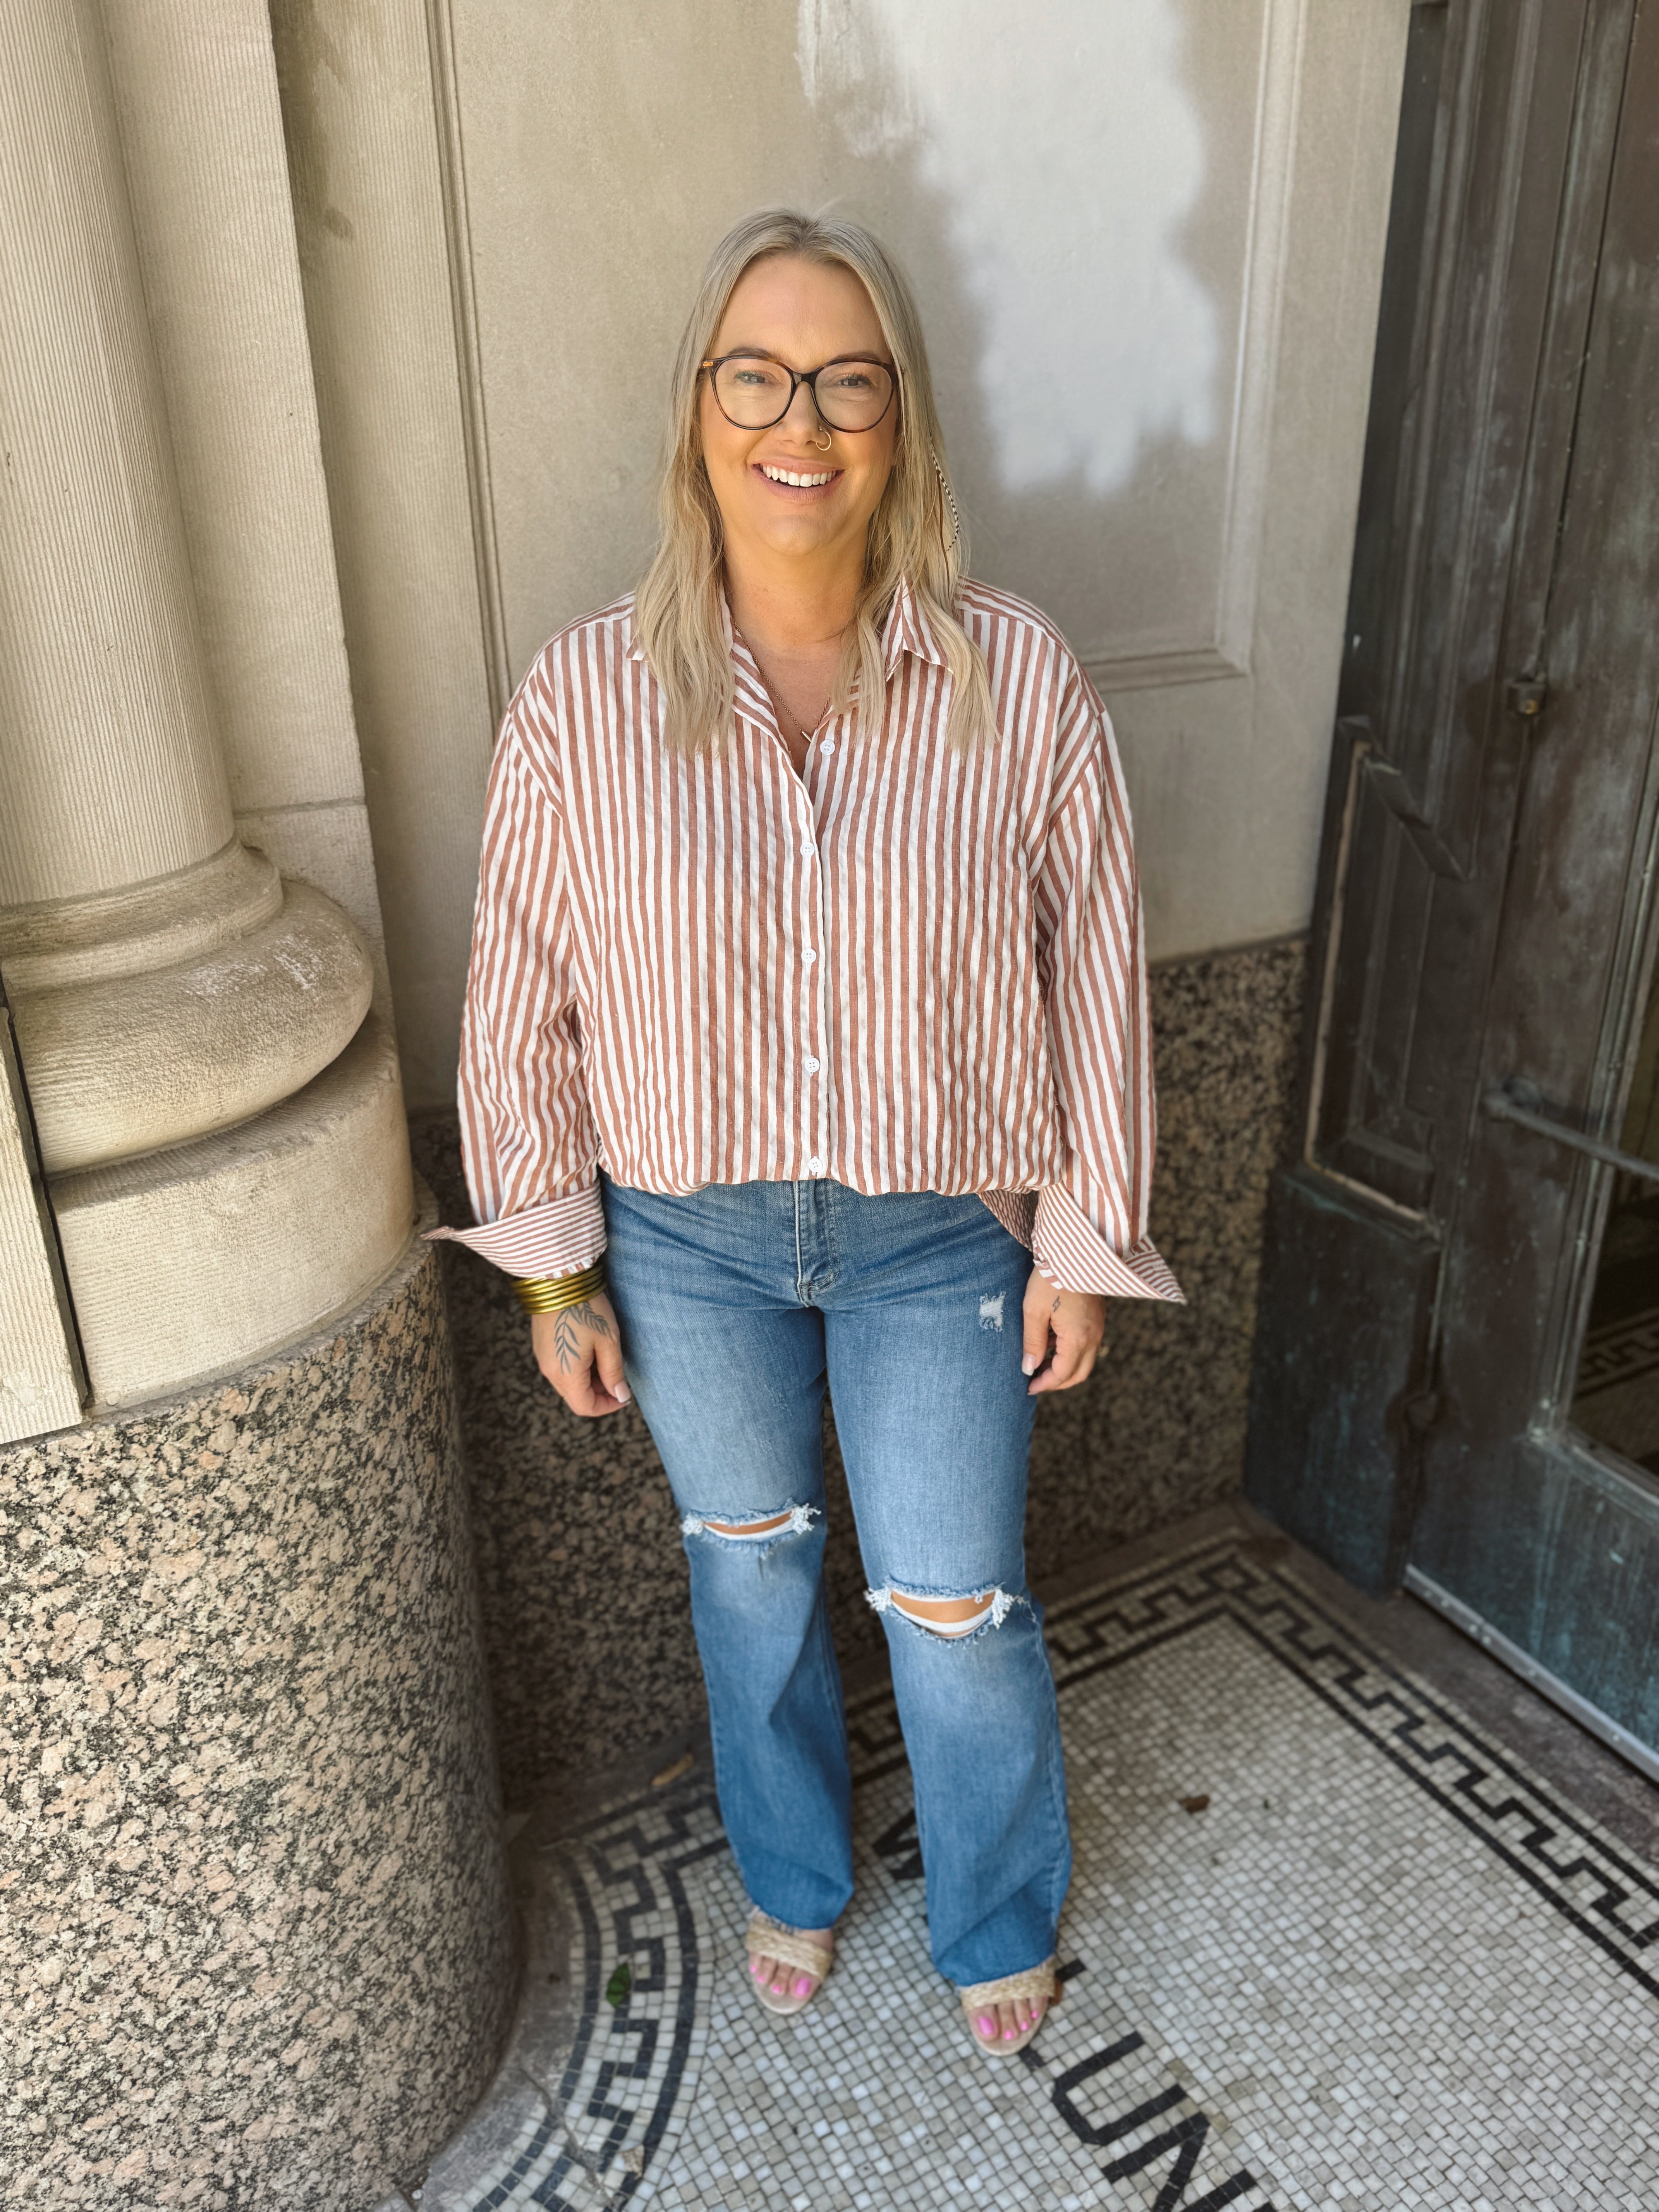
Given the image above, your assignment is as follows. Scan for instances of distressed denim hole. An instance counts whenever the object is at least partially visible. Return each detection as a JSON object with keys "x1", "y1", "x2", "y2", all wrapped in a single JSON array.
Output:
[
  {"x1": 978, "y1": 1292, "x2": 1005, "y2": 1331},
  {"x1": 866, "y1": 1585, "x2": 1019, "y2": 1639},
  {"x1": 681, "y1": 1502, "x2": 819, "y2": 1546}
]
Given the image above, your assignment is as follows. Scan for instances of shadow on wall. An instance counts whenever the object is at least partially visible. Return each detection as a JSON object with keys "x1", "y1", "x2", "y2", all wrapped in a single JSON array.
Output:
[
  {"x1": 793, "y1": 0, "x2": 1220, "y2": 664},
  {"x1": 414, "y1": 940, "x2": 1304, "y2": 1805},
  {"x1": 483, "y1": 0, "x2": 1239, "y2": 697}
]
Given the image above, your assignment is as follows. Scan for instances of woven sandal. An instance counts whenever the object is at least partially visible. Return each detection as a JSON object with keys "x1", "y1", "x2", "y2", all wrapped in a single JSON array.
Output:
[
  {"x1": 958, "y1": 1956, "x2": 1060, "y2": 2057},
  {"x1": 744, "y1": 1909, "x2": 834, "y2": 2017}
]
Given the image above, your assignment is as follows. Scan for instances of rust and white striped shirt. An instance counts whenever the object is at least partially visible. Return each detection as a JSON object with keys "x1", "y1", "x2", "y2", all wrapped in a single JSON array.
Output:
[{"x1": 434, "y1": 578, "x2": 1180, "y2": 1302}]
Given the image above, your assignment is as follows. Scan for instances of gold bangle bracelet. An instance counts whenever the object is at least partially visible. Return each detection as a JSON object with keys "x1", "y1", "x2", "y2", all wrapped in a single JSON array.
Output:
[{"x1": 513, "y1": 1262, "x2": 607, "y2": 1316}]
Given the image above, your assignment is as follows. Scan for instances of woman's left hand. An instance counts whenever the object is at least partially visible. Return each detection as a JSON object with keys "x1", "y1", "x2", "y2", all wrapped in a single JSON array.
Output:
[{"x1": 1020, "y1": 1271, "x2": 1106, "y2": 1394}]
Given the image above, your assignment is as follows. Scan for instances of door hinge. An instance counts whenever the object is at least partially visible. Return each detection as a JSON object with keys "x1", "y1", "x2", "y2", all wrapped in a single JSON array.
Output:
[{"x1": 1505, "y1": 674, "x2": 1547, "y2": 719}]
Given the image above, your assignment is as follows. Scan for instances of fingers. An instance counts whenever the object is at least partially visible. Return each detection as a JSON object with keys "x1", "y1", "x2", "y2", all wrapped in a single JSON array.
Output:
[
  {"x1": 531, "y1": 1295, "x2": 632, "y2": 1419},
  {"x1": 592, "y1": 1317, "x2": 631, "y2": 1408},
  {"x1": 563, "y1": 1363, "x2": 629, "y2": 1418},
  {"x1": 1026, "y1": 1284, "x2": 1107, "y2": 1396},
  {"x1": 1027, "y1": 1323, "x2": 1096, "y2": 1395},
  {"x1": 1021, "y1": 1271, "x2": 1055, "y2": 1379}
]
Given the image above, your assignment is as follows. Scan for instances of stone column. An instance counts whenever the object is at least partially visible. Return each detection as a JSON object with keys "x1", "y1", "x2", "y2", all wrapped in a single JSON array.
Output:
[
  {"x1": 99, "y1": 0, "x2": 395, "y2": 992},
  {"x1": 0, "y1": 0, "x2": 229, "y2": 905},
  {"x1": 0, "y1": 10, "x2": 516, "y2": 2207},
  {"x1": 0, "y1": 0, "x2": 407, "y2": 1412}
]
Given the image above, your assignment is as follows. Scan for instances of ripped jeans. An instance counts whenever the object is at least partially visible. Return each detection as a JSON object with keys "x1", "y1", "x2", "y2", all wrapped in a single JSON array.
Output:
[{"x1": 602, "y1": 1173, "x2": 1070, "y2": 1988}]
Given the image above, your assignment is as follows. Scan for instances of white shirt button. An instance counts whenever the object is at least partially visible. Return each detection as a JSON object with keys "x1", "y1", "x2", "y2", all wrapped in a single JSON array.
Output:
[
  {"x1": 820, "y1": 738, "x2": 836, "y2": 755},
  {"x1": 804, "y1": 1056, "x2": 821, "y2": 1073},
  {"x1": 808, "y1": 1156, "x2": 824, "y2": 1174},
  {"x1": 803, "y1": 948, "x2": 817, "y2": 964},
  {"x1": 801, "y1": 844, "x2": 814, "y2": 859}
]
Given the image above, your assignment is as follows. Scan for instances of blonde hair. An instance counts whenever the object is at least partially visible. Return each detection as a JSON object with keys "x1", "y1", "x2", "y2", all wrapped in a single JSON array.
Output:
[{"x1": 634, "y1": 208, "x2": 995, "y2": 754}]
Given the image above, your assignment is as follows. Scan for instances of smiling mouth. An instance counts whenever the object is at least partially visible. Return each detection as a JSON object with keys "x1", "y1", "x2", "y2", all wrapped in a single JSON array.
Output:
[{"x1": 756, "y1": 463, "x2": 840, "y2": 491}]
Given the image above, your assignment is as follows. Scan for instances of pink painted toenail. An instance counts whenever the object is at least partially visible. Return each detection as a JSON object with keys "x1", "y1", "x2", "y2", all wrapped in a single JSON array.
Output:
[
  {"x1": 1002, "y1": 2024, "x2": 1016, "y2": 2038},
  {"x1": 749, "y1": 1959, "x2": 762, "y2": 1977},
  {"x1": 793, "y1": 1975, "x2": 812, "y2": 1997},
  {"x1": 976, "y1": 2014, "x2": 995, "y2": 2037}
]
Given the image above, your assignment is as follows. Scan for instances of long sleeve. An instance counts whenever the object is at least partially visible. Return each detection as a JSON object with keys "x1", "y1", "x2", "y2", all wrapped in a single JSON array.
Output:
[
  {"x1": 1029, "y1": 666, "x2": 1182, "y2": 1302},
  {"x1": 426, "y1": 700, "x2": 605, "y2": 1279}
]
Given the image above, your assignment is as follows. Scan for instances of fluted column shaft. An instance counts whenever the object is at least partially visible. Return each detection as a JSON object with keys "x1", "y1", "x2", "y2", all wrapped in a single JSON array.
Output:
[{"x1": 0, "y1": 0, "x2": 231, "y2": 906}]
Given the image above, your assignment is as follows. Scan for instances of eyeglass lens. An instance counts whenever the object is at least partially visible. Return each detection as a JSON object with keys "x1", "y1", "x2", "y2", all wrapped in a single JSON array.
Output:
[{"x1": 711, "y1": 357, "x2": 894, "y2": 433}]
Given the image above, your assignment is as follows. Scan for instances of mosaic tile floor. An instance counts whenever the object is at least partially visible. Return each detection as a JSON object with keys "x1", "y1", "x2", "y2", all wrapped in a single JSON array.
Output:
[{"x1": 406, "y1": 1532, "x2": 1659, "y2": 2212}]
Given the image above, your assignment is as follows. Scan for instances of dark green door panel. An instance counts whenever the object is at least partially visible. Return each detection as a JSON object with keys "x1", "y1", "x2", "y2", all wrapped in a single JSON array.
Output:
[
  {"x1": 1245, "y1": 1168, "x2": 1439, "y2": 1596},
  {"x1": 1247, "y1": 0, "x2": 1659, "y2": 1767}
]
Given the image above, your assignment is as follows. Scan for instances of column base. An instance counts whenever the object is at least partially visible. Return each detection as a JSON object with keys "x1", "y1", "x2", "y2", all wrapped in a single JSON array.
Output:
[
  {"x1": 52, "y1": 1011, "x2": 414, "y2": 1411},
  {"x1": 0, "y1": 1205, "x2": 515, "y2": 2210}
]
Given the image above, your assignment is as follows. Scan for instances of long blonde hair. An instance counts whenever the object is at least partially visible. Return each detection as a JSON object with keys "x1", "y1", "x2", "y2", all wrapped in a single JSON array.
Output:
[{"x1": 633, "y1": 209, "x2": 995, "y2": 754}]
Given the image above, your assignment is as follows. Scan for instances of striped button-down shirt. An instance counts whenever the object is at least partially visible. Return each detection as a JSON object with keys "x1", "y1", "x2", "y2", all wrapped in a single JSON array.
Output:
[{"x1": 434, "y1": 578, "x2": 1180, "y2": 1303}]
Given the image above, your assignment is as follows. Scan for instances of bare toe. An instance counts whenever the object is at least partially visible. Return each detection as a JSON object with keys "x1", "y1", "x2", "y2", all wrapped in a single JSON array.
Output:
[{"x1": 744, "y1": 1920, "x2": 833, "y2": 2012}]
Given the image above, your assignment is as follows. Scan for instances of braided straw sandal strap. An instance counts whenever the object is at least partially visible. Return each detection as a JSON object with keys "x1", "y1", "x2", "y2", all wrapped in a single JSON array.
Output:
[
  {"x1": 745, "y1": 1911, "x2": 833, "y2": 1982},
  {"x1": 957, "y1": 1956, "x2": 1060, "y2": 2011}
]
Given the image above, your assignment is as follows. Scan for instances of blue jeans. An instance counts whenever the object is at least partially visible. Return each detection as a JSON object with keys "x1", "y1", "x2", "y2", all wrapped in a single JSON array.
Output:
[{"x1": 602, "y1": 1174, "x2": 1071, "y2": 1989}]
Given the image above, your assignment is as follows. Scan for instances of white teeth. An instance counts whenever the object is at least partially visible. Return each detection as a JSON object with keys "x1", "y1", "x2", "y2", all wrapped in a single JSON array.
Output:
[{"x1": 762, "y1": 465, "x2": 833, "y2": 488}]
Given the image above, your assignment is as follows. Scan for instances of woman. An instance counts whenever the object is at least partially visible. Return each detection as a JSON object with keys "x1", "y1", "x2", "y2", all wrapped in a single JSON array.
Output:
[{"x1": 438, "y1": 209, "x2": 1180, "y2": 2057}]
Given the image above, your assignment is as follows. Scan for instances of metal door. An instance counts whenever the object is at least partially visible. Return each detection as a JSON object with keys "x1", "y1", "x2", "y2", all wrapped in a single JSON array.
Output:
[{"x1": 1245, "y1": 0, "x2": 1659, "y2": 1776}]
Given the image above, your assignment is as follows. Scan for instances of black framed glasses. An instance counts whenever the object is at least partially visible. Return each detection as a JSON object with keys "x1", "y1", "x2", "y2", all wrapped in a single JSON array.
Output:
[{"x1": 701, "y1": 352, "x2": 896, "y2": 434}]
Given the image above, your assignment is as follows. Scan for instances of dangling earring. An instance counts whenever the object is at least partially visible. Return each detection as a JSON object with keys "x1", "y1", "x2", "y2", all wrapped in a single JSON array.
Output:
[{"x1": 930, "y1": 447, "x2": 962, "y2": 555}]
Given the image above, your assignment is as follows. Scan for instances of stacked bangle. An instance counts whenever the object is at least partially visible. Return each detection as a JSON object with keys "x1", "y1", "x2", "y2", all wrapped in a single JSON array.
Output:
[{"x1": 513, "y1": 1262, "x2": 607, "y2": 1315}]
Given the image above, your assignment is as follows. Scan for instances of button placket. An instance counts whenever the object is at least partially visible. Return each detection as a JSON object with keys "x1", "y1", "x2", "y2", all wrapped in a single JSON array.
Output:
[{"x1": 795, "y1": 760, "x2": 833, "y2": 1180}]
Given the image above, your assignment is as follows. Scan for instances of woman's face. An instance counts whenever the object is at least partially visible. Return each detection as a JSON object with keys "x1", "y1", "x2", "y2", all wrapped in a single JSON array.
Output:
[{"x1": 698, "y1": 254, "x2": 899, "y2": 574}]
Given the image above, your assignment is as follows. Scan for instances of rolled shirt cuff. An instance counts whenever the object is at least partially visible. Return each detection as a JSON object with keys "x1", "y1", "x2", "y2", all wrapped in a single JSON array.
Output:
[
  {"x1": 424, "y1": 1182, "x2": 606, "y2": 1280},
  {"x1": 427, "y1": 1176, "x2": 1181, "y2": 1302},
  {"x1": 1030, "y1": 1184, "x2": 1184, "y2": 1302}
]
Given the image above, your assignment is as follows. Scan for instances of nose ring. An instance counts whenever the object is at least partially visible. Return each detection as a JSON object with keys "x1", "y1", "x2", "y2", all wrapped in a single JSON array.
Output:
[{"x1": 814, "y1": 426, "x2": 832, "y2": 451}]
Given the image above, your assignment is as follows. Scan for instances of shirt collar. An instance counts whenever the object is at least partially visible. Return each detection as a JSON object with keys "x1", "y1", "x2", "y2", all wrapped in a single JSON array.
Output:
[
  {"x1": 622, "y1": 577, "x2": 950, "y2": 709},
  {"x1": 880, "y1": 575, "x2": 948, "y2": 678},
  {"x1": 723, "y1": 599, "x2": 779, "y2": 737}
]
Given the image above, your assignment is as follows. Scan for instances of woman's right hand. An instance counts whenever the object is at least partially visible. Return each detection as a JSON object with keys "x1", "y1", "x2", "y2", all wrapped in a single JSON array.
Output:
[{"x1": 531, "y1": 1292, "x2": 631, "y2": 1417}]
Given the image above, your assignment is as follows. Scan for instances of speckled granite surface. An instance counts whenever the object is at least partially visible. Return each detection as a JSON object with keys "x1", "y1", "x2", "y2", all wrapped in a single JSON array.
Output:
[
  {"x1": 1026, "y1": 937, "x2": 1308, "y2": 1579},
  {"x1": 413, "y1": 936, "x2": 1305, "y2": 1803},
  {"x1": 0, "y1": 1224, "x2": 516, "y2": 2211}
]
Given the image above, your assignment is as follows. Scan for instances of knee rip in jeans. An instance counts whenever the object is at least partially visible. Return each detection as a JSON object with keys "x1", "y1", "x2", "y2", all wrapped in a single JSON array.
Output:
[
  {"x1": 866, "y1": 1583, "x2": 1020, "y2": 1640},
  {"x1": 681, "y1": 1501, "x2": 819, "y2": 1547}
]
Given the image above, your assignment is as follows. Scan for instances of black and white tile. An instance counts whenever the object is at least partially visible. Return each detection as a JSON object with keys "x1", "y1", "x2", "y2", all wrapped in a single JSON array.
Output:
[{"x1": 410, "y1": 1534, "x2": 1659, "y2": 2211}]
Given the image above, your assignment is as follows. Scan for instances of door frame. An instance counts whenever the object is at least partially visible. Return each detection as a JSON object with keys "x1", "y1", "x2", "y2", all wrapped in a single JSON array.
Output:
[{"x1": 1244, "y1": 0, "x2": 1659, "y2": 1778}]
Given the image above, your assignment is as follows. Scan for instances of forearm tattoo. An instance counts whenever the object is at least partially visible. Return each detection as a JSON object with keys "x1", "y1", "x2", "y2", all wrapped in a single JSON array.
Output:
[{"x1": 551, "y1": 1298, "x2": 613, "y2": 1374}]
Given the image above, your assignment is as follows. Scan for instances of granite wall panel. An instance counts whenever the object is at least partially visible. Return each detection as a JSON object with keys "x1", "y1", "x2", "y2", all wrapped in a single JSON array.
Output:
[
  {"x1": 0, "y1": 1231, "x2": 515, "y2": 2211},
  {"x1": 414, "y1": 936, "x2": 1305, "y2": 1802}
]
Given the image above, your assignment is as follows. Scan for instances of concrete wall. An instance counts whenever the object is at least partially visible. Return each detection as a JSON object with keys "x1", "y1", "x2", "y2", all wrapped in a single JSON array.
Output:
[{"x1": 277, "y1": 0, "x2": 1410, "y2": 1108}]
